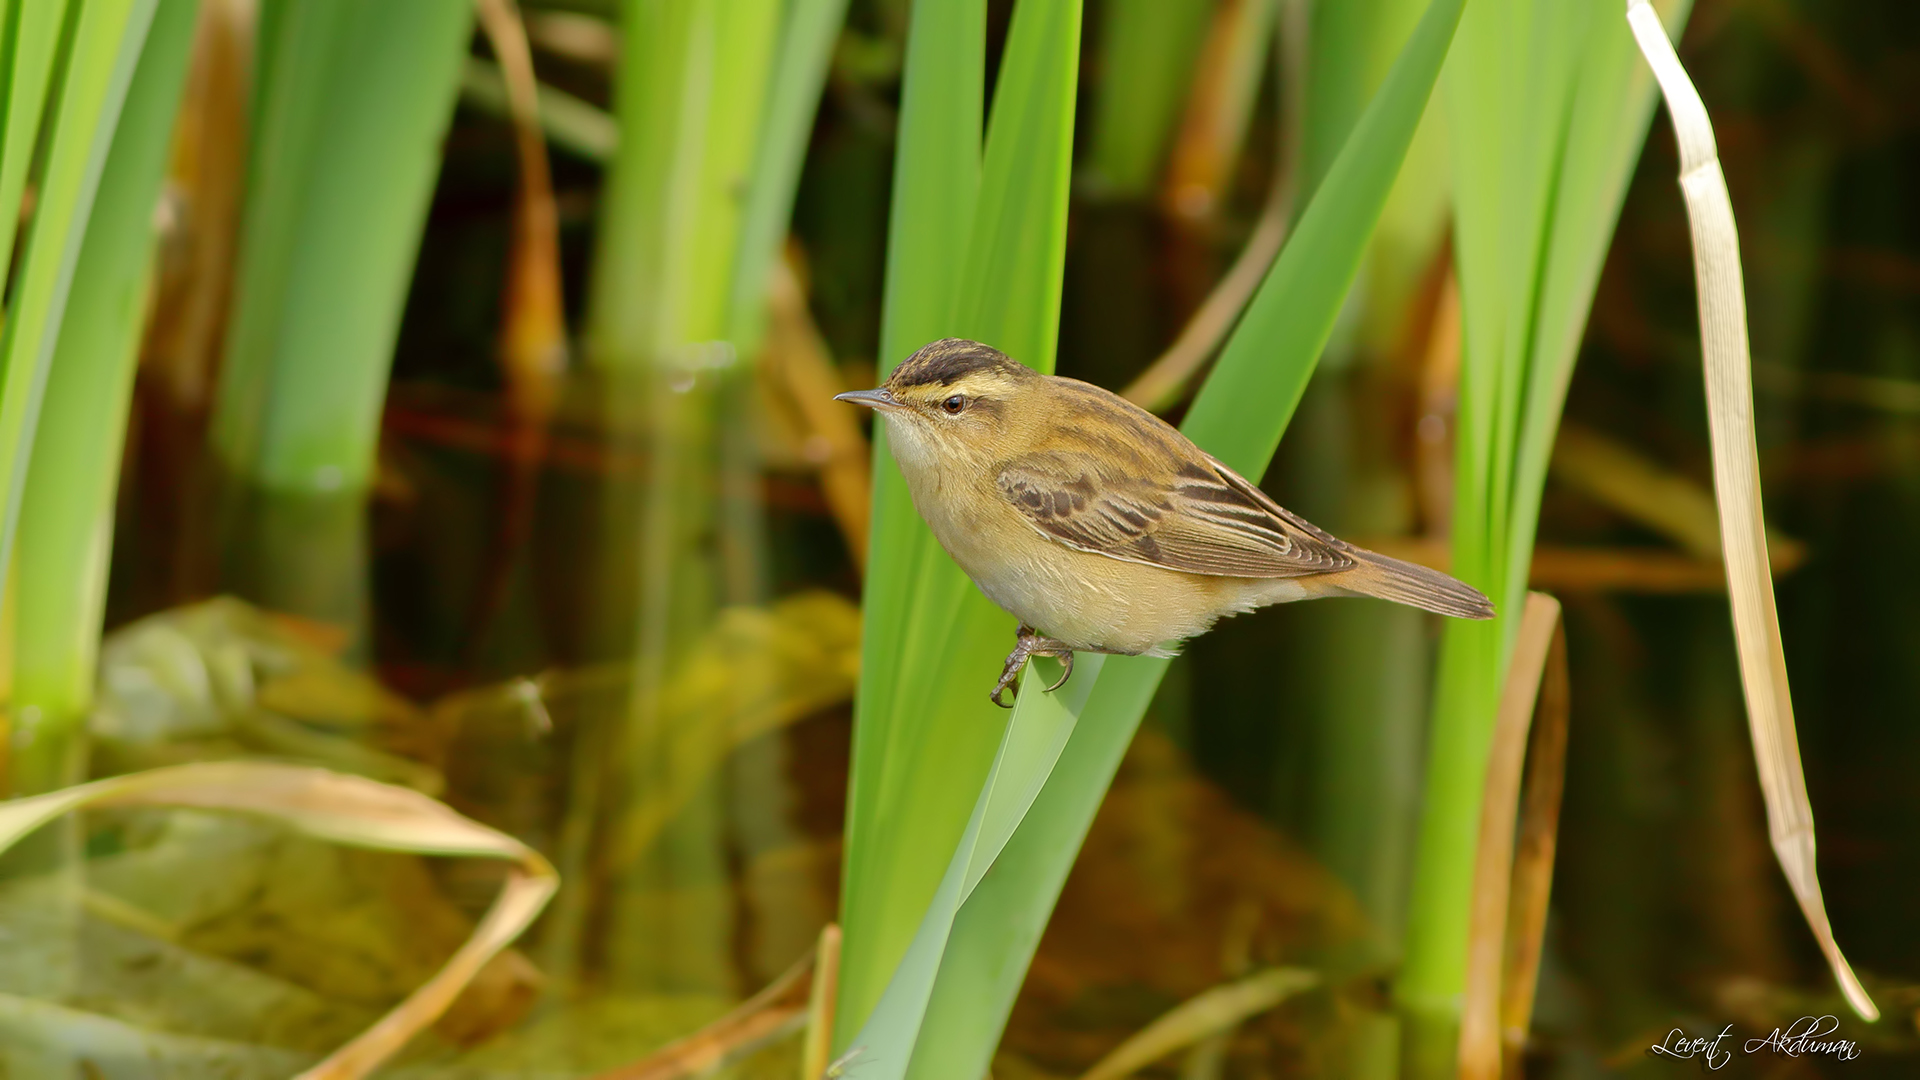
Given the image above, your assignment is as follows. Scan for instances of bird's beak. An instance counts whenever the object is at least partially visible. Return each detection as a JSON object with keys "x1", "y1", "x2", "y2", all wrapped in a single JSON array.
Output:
[{"x1": 834, "y1": 388, "x2": 902, "y2": 411}]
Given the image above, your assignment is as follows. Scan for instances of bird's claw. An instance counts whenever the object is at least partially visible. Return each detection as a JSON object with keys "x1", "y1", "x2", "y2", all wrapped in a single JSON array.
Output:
[
  {"x1": 1042, "y1": 650, "x2": 1074, "y2": 692},
  {"x1": 989, "y1": 626, "x2": 1075, "y2": 708}
]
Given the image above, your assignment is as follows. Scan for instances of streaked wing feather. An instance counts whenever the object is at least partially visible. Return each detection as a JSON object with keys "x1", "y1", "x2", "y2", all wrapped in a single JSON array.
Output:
[{"x1": 996, "y1": 450, "x2": 1354, "y2": 578}]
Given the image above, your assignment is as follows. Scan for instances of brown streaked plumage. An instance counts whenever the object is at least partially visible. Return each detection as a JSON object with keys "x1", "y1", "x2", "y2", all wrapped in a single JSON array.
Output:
[{"x1": 837, "y1": 338, "x2": 1494, "y2": 706}]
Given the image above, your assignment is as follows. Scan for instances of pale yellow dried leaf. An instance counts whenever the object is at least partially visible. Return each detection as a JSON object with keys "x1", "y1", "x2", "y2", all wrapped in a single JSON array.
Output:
[
  {"x1": 1077, "y1": 968, "x2": 1318, "y2": 1080},
  {"x1": 0, "y1": 761, "x2": 558, "y2": 1078},
  {"x1": 1626, "y1": 0, "x2": 1876, "y2": 1023},
  {"x1": 1459, "y1": 592, "x2": 1560, "y2": 1080}
]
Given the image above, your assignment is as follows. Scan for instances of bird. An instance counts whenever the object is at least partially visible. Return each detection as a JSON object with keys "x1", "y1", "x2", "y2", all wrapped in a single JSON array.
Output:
[{"x1": 836, "y1": 338, "x2": 1494, "y2": 707}]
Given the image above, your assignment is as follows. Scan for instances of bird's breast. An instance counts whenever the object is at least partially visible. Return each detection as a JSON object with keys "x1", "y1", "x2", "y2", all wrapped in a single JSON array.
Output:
[{"x1": 902, "y1": 476, "x2": 1232, "y2": 654}]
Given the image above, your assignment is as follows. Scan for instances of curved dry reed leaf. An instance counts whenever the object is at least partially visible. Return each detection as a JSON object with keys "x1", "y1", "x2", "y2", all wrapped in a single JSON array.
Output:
[
  {"x1": 0, "y1": 761, "x2": 558, "y2": 1078},
  {"x1": 1459, "y1": 592, "x2": 1562, "y2": 1080},
  {"x1": 1077, "y1": 967, "x2": 1319, "y2": 1080},
  {"x1": 801, "y1": 923, "x2": 843, "y2": 1080},
  {"x1": 590, "y1": 943, "x2": 815, "y2": 1080},
  {"x1": 1121, "y1": 173, "x2": 1293, "y2": 412},
  {"x1": 1626, "y1": 0, "x2": 1877, "y2": 1023}
]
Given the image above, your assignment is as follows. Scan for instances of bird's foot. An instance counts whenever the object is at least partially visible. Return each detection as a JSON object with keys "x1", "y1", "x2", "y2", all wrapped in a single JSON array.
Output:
[{"x1": 990, "y1": 626, "x2": 1077, "y2": 708}]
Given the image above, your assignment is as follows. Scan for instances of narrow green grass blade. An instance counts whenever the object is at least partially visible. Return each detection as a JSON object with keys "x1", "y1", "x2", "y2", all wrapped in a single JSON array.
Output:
[
  {"x1": 726, "y1": 0, "x2": 854, "y2": 351},
  {"x1": 210, "y1": 0, "x2": 473, "y2": 492},
  {"x1": 0, "y1": 0, "x2": 74, "y2": 289},
  {"x1": 1084, "y1": 0, "x2": 1212, "y2": 197},
  {"x1": 952, "y1": 0, "x2": 1080, "y2": 363},
  {"x1": 584, "y1": 0, "x2": 699, "y2": 365},
  {"x1": 867, "y1": 0, "x2": 1467, "y2": 1072},
  {"x1": 587, "y1": 0, "x2": 786, "y2": 363},
  {"x1": 1301, "y1": 0, "x2": 1431, "y2": 196},
  {"x1": 10, "y1": 0, "x2": 199, "y2": 794},
  {"x1": 0, "y1": 0, "x2": 157, "y2": 616},
  {"x1": 679, "y1": 0, "x2": 782, "y2": 344},
  {"x1": 1508, "y1": 0, "x2": 1694, "y2": 604},
  {"x1": 459, "y1": 56, "x2": 619, "y2": 163},
  {"x1": 1183, "y1": 0, "x2": 1467, "y2": 475},
  {"x1": 1398, "y1": 0, "x2": 1690, "y2": 1067}
]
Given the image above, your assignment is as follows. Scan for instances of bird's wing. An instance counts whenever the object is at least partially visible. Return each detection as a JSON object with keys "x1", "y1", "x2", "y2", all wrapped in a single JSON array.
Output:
[{"x1": 996, "y1": 449, "x2": 1355, "y2": 578}]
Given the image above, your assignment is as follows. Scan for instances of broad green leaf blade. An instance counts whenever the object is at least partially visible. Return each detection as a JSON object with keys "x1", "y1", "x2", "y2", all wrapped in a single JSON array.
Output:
[
  {"x1": 840, "y1": 719, "x2": 1011, "y2": 1075},
  {"x1": 906, "y1": 656, "x2": 1165, "y2": 1076},
  {"x1": 836, "y1": 0, "x2": 987, "y2": 1047},
  {"x1": 898, "y1": 0, "x2": 1470, "y2": 1072},
  {"x1": 0, "y1": 0, "x2": 157, "y2": 611},
  {"x1": 584, "y1": 0, "x2": 702, "y2": 364},
  {"x1": 679, "y1": 0, "x2": 783, "y2": 344},
  {"x1": 837, "y1": 0, "x2": 1087, "y2": 1052},
  {"x1": 11, "y1": 0, "x2": 201, "y2": 793},
  {"x1": 210, "y1": 0, "x2": 472, "y2": 492},
  {"x1": 961, "y1": 655, "x2": 1104, "y2": 903},
  {"x1": 852, "y1": 654, "x2": 1097, "y2": 1078}
]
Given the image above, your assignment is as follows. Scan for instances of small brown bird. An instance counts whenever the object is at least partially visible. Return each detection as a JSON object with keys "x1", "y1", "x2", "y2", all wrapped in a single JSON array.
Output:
[{"x1": 837, "y1": 338, "x2": 1493, "y2": 706}]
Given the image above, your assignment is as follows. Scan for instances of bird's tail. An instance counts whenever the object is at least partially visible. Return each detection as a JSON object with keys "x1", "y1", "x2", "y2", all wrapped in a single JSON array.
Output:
[{"x1": 1337, "y1": 548, "x2": 1495, "y2": 620}]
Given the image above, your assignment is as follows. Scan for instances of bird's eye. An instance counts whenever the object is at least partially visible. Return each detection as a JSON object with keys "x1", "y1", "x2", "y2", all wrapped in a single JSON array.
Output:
[{"x1": 941, "y1": 395, "x2": 967, "y2": 414}]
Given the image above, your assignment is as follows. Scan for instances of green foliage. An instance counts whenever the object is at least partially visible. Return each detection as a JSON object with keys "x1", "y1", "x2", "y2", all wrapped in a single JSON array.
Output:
[
  {"x1": 1085, "y1": 0, "x2": 1212, "y2": 197},
  {"x1": 0, "y1": 1, "x2": 75, "y2": 295},
  {"x1": 0, "y1": 0, "x2": 156, "y2": 603},
  {"x1": 11, "y1": 0, "x2": 201, "y2": 793},
  {"x1": 553, "y1": 0, "x2": 854, "y2": 995},
  {"x1": 1300, "y1": 0, "x2": 1431, "y2": 196},
  {"x1": 209, "y1": 0, "x2": 472, "y2": 495},
  {"x1": 836, "y1": 0, "x2": 1468, "y2": 1070},
  {"x1": 835, "y1": 0, "x2": 1058, "y2": 1049},
  {"x1": 1397, "y1": 0, "x2": 1692, "y2": 1065},
  {"x1": 727, "y1": 0, "x2": 855, "y2": 351},
  {"x1": 588, "y1": 0, "x2": 843, "y2": 364}
]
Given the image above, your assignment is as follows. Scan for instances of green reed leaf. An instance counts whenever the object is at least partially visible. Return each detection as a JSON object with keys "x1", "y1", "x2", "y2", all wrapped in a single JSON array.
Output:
[
  {"x1": 1084, "y1": 0, "x2": 1212, "y2": 197},
  {"x1": 843, "y1": 0, "x2": 1468, "y2": 1072},
  {"x1": 835, "y1": 0, "x2": 1079, "y2": 1058},
  {"x1": 0, "y1": 0, "x2": 157, "y2": 616},
  {"x1": 210, "y1": 0, "x2": 472, "y2": 494},
  {"x1": 10, "y1": 0, "x2": 200, "y2": 795},
  {"x1": 1398, "y1": 0, "x2": 1691, "y2": 1070}
]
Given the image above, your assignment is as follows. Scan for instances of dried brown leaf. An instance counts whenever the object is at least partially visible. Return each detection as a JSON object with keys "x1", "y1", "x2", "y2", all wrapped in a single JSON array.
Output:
[
  {"x1": 0, "y1": 762, "x2": 557, "y2": 1079},
  {"x1": 1628, "y1": 0, "x2": 1876, "y2": 1022}
]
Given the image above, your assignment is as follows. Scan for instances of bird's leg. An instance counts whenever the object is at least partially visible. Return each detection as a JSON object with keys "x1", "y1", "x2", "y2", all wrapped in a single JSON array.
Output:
[
  {"x1": 990, "y1": 625, "x2": 1078, "y2": 708},
  {"x1": 990, "y1": 629, "x2": 1039, "y2": 709}
]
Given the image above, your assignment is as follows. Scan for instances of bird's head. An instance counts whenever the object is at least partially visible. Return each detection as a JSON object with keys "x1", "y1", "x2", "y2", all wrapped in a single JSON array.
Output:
[{"x1": 834, "y1": 338, "x2": 1034, "y2": 474}]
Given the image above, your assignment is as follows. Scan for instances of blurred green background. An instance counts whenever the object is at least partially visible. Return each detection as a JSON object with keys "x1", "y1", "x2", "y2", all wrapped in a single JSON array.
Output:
[{"x1": 0, "y1": 0, "x2": 1913, "y2": 1076}]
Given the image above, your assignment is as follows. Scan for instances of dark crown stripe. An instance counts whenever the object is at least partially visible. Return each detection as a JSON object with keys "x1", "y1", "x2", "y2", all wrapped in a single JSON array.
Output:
[{"x1": 890, "y1": 338, "x2": 1021, "y2": 387}]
